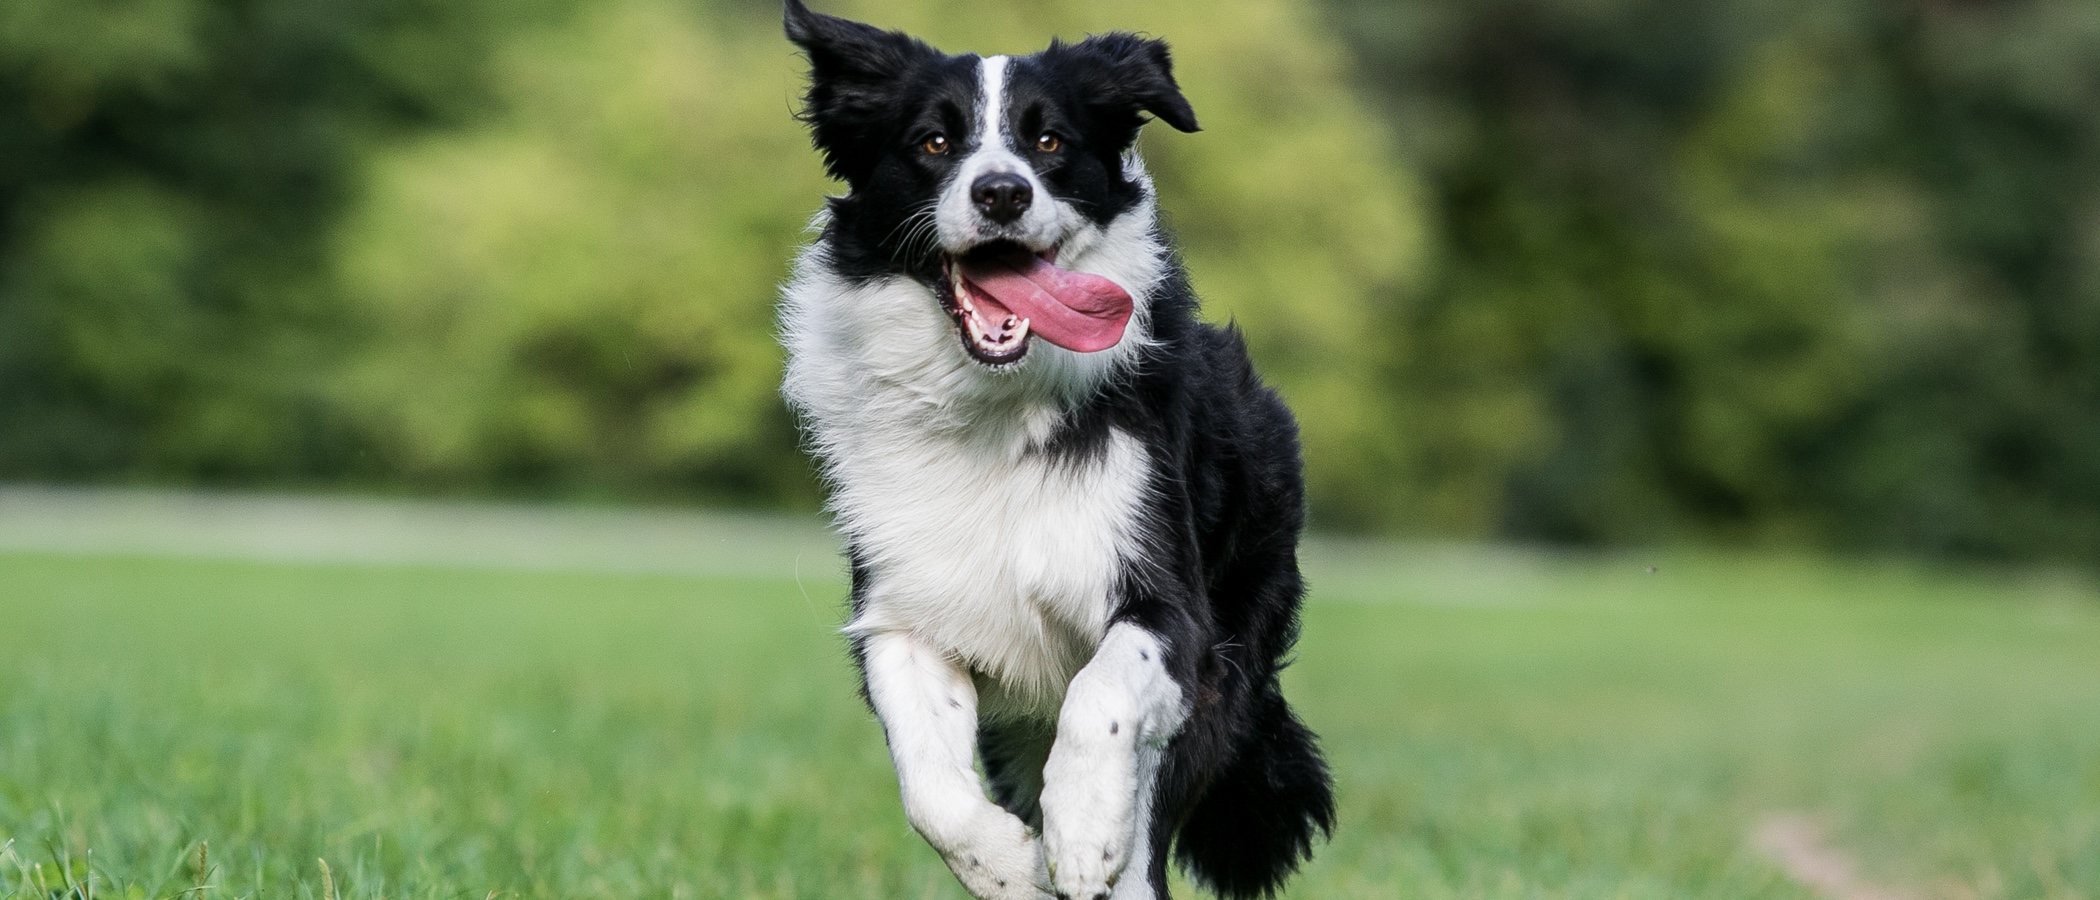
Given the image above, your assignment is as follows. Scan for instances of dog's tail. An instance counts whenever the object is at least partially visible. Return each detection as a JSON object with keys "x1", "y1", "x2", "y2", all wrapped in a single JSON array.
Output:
[{"x1": 1174, "y1": 689, "x2": 1335, "y2": 899}]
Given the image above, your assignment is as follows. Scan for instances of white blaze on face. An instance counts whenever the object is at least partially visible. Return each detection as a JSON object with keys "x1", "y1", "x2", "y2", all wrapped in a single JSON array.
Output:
[{"x1": 936, "y1": 55, "x2": 1064, "y2": 252}]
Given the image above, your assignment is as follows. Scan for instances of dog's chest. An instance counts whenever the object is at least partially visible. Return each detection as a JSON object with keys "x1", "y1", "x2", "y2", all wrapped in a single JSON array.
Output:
[{"x1": 838, "y1": 424, "x2": 1150, "y2": 715}]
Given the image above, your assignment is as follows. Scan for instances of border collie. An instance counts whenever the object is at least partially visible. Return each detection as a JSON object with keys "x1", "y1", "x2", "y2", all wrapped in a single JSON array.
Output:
[{"x1": 778, "y1": 3, "x2": 1333, "y2": 897}]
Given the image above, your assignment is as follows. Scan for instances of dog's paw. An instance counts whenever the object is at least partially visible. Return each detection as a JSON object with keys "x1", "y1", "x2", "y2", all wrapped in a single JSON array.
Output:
[
  {"x1": 940, "y1": 806, "x2": 1054, "y2": 900},
  {"x1": 1043, "y1": 834, "x2": 1128, "y2": 900},
  {"x1": 1039, "y1": 733, "x2": 1139, "y2": 900}
]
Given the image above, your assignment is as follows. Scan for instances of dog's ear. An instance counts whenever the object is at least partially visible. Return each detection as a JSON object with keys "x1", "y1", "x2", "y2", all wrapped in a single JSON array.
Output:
[
  {"x1": 785, "y1": 0, "x2": 937, "y2": 182},
  {"x1": 783, "y1": 0, "x2": 928, "y2": 85},
  {"x1": 1061, "y1": 32, "x2": 1201, "y2": 138}
]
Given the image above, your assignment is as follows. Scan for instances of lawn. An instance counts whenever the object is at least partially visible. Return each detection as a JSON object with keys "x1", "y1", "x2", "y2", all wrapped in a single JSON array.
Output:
[{"x1": 2, "y1": 494, "x2": 2097, "y2": 898}]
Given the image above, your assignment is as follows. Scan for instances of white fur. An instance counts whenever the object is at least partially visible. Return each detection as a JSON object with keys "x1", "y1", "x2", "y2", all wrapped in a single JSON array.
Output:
[
  {"x1": 864, "y1": 631, "x2": 1050, "y2": 899},
  {"x1": 1041, "y1": 625, "x2": 1186, "y2": 899},
  {"x1": 849, "y1": 426, "x2": 1148, "y2": 711}
]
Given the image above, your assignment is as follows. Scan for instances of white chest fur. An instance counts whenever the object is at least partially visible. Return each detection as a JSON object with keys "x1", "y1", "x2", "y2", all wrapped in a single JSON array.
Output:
[{"x1": 832, "y1": 420, "x2": 1150, "y2": 718}]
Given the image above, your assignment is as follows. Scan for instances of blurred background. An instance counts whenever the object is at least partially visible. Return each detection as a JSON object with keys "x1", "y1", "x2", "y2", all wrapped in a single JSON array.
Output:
[{"x1": 5, "y1": 0, "x2": 2100, "y2": 560}]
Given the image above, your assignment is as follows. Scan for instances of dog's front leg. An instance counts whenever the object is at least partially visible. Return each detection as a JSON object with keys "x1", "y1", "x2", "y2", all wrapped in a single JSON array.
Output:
[
  {"x1": 863, "y1": 631, "x2": 1051, "y2": 900},
  {"x1": 1040, "y1": 623, "x2": 1190, "y2": 900}
]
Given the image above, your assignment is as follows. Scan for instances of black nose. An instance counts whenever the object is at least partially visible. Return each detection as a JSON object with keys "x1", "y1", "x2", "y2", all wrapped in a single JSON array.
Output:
[{"x1": 971, "y1": 172, "x2": 1033, "y2": 224}]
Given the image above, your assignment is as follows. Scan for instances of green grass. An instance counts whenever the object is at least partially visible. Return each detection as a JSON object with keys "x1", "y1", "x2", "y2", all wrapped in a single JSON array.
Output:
[{"x1": 3, "y1": 525, "x2": 2098, "y2": 898}]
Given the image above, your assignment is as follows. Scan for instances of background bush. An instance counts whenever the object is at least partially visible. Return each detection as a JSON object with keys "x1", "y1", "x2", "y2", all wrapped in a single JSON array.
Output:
[{"x1": 2, "y1": 0, "x2": 2095, "y2": 562}]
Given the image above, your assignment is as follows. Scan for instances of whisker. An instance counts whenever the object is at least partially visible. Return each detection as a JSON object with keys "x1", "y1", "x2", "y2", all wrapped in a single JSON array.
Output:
[
  {"x1": 880, "y1": 200, "x2": 941, "y2": 250},
  {"x1": 899, "y1": 211, "x2": 942, "y2": 264},
  {"x1": 884, "y1": 201, "x2": 944, "y2": 264}
]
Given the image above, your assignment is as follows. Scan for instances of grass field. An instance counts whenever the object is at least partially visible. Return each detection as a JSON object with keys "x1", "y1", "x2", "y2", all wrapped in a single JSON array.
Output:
[{"x1": 2, "y1": 492, "x2": 2098, "y2": 899}]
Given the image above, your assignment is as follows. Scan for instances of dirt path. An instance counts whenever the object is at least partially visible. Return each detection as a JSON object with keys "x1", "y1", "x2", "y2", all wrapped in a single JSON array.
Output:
[{"x1": 1754, "y1": 813, "x2": 1918, "y2": 900}]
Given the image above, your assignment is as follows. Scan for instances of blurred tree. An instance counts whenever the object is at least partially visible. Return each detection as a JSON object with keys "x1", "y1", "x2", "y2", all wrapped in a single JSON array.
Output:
[
  {"x1": 1325, "y1": 0, "x2": 2100, "y2": 559},
  {"x1": 1820, "y1": 0, "x2": 2100, "y2": 559},
  {"x1": 0, "y1": 0, "x2": 566, "y2": 482}
]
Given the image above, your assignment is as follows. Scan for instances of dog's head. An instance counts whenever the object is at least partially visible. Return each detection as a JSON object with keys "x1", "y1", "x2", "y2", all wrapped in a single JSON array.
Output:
[{"x1": 785, "y1": 0, "x2": 1198, "y2": 370}]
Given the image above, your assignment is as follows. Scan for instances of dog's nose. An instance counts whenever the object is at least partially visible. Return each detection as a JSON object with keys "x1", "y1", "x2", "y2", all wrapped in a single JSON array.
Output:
[{"x1": 971, "y1": 172, "x2": 1033, "y2": 224}]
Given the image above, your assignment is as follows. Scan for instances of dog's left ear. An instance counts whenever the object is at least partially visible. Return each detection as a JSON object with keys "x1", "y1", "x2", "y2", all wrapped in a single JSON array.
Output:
[{"x1": 1064, "y1": 32, "x2": 1201, "y2": 136}]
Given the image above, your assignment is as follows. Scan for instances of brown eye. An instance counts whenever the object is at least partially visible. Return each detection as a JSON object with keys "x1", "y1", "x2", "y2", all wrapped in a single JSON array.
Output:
[
  {"x1": 1035, "y1": 132, "x2": 1062, "y2": 153},
  {"x1": 921, "y1": 133, "x2": 950, "y2": 155}
]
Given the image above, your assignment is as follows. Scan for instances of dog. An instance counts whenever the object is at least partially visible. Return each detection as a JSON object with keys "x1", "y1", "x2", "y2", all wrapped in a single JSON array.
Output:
[{"x1": 778, "y1": 3, "x2": 1333, "y2": 897}]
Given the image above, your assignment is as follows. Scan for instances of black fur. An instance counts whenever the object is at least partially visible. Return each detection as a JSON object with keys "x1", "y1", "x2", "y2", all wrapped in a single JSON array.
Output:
[
  {"x1": 786, "y1": 3, "x2": 1332, "y2": 896},
  {"x1": 1073, "y1": 310, "x2": 1337, "y2": 899}
]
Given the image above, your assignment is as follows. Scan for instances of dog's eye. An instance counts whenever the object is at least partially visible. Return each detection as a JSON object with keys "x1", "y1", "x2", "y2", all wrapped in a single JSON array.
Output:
[
  {"x1": 920, "y1": 133, "x2": 950, "y2": 156},
  {"x1": 1035, "y1": 132, "x2": 1062, "y2": 153}
]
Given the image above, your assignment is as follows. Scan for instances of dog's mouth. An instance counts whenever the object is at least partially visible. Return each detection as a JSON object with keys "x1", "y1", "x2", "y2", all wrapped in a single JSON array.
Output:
[{"x1": 937, "y1": 241, "x2": 1135, "y2": 367}]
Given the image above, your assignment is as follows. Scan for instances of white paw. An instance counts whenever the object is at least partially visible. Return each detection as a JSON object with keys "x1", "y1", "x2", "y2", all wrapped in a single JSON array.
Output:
[
  {"x1": 1039, "y1": 731, "x2": 1139, "y2": 900},
  {"x1": 939, "y1": 805, "x2": 1054, "y2": 900}
]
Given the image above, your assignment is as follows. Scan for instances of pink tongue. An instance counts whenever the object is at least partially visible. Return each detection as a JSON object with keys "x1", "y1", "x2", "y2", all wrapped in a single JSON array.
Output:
[{"x1": 959, "y1": 253, "x2": 1132, "y2": 353}]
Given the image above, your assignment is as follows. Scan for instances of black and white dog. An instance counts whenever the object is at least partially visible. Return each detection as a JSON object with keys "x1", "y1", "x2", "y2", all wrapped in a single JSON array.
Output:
[{"x1": 779, "y1": 3, "x2": 1333, "y2": 898}]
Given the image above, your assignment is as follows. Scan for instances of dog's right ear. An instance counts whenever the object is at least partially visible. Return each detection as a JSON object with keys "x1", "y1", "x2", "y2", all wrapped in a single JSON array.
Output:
[{"x1": 785, "y1": 0, "x2": 936, "y2": 183}]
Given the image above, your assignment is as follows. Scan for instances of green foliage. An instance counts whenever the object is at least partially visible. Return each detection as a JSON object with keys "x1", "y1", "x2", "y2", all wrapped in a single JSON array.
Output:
[
  {"x1": 334, "y1": 2, "x2": 825, "y2": 502},
  {"x1": 0, "y1": 0, "x2": 567, "y2": 483},
  {"x1": 1328, "y1": 0, "x2": 2100, "y2": 557}
]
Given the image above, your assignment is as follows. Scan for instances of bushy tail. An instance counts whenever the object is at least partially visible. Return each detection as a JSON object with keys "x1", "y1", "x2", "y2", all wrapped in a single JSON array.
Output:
[{"x1": 1174, "y1": 692, "x2": 1335, "y2": 899}]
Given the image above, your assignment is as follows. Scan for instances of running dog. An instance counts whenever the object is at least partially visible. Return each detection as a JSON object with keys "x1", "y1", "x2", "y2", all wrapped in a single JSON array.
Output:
[{"x1": 779, "y1": 3, "x2": 1333, "y2": 897}]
